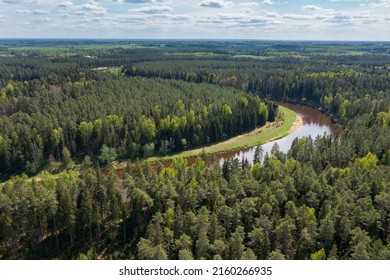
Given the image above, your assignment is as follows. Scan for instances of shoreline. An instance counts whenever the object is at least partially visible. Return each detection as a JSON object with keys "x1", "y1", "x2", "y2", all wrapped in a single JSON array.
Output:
[
  {"x1": 289, "y1": 114, "x2": 303, "y2": 135},
  {"x1": 142, "y1": 106, "x2": 298, "y2": 165}
]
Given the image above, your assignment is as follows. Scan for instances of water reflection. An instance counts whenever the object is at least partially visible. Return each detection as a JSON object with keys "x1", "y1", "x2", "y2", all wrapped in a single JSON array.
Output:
[{"x1": 218, "y1": 102, "x2": 339, "y2": 164}]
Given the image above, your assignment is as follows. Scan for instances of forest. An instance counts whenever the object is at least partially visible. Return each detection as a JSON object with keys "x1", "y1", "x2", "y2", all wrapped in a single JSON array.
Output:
[{"x1": 0, "y1": 40, "x2": 389, "y2": 260}]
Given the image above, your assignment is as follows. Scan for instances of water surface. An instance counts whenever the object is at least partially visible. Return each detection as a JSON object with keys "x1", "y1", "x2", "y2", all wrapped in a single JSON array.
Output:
[{"x1": 217, "y1": 102, "x2": 339, "y2": 164}]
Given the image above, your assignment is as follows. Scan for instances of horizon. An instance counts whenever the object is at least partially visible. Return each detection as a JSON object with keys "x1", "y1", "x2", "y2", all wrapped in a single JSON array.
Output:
[{"x1": 0, "y1": 38, "x2": 389, "y2": 43}]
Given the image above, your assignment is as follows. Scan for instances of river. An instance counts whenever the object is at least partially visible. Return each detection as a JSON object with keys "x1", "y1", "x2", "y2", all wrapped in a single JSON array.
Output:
[
  {"x1": 116, "y1": 102, "x2": 339, "y2": 177},
  {"x1": 216, "y1": 102, "x2": 340, "y2": 164}
]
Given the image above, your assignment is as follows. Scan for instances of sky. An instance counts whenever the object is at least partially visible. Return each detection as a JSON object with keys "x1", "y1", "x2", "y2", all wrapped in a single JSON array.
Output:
[{"x1": 0, "y1": 0, "x2": 389, "y2": 40}]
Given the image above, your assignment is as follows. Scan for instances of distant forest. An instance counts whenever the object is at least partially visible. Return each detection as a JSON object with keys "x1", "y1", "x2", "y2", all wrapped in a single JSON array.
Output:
[{"x1": 0, "y1": 41, "x2": 389, "y2": 260}]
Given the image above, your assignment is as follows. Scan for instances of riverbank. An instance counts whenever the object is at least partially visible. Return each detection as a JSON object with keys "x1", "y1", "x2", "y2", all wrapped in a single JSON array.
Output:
[
  {"x1": 289, "y1": 113, "x2": 303, "y2": 135},
  {"x1": 22, "y1": 106, "x2": 299, "y2": 183},
  {"x1": 144, "y1": 106, "x2": 299, "y2": 164}
]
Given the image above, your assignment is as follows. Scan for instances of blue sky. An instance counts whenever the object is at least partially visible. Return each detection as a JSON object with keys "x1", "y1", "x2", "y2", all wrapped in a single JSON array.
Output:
[{"x1": 0, "y1": 0, "x2": 389, "y2": 40}]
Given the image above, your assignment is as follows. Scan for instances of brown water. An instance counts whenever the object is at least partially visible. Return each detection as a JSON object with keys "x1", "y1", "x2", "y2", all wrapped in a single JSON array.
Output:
[{"x1": 217, "y1": 102, "x2": 340, "y2": 164}]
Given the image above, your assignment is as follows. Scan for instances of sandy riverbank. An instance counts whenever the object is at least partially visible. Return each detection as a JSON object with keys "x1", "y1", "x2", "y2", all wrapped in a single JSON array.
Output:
[
  {"x1": 145, "y1": 106, "x2": 298, "y2": 163},
  {"x1": 289, "y1": 114, "x2": 303, "y2": 134}
]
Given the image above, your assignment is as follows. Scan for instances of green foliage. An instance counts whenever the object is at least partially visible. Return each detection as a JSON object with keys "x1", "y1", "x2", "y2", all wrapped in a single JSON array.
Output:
[
  {"x1": 98, "y1": 145, "x2": 117, "y2": 164},
  {"x1": 0, "y1": 73, "x2": 264, "y2": 176},
  {"x1": 222, "y1": 104, "x2": 233, "y2": 116},
  {"x1": 310, "y1": 248, "x2": 326, "y2": 260},
  {"x1": 61, "y1": 147, "x2": 73, "y2": 169},
  {"x1": 163, "y1": 208, "x2": 175, "y2": 230},
  {"x1": 250, "y1": 162, "x2": 261, "y2": 179},
  {"x1": 355, "y1": 152, "x2": 378, "y2": 170},
  {"x1": 259, "y1": 102, "x2": 269, "y2": 124},
  {"x1": 178, "y1": 249, "x2": 193, "y2": 260},
  {"x1": 51, "y1": 128, "x2": 62, "y2": 148}
]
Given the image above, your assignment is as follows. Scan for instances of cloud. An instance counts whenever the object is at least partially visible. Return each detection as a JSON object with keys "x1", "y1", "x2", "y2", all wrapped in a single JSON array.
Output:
[
  {"x1": 239, "y1": 2, "x2": 258, "y2": 7},
  {"x1": 120, "y1": 0, "x2": 170, "y2": 3},
  {"x1": 129, "y1": 6, "x2": 173, "y2": 14},
  {"x1": 262, "y1": 0, "x2": 273, "y2": 5},
  {"x1": 16, "y1": 10, "x2": 31, "y2": 14},
  {"x1": 80, "y1": 2, "x2": 103, "y2": 11},
  {"x1": 1, "y1": 0, "x2": 59, "y2": 3},
  {"x1": 240, "y1": 8, "x2": 253, "y2": 13},
  {"x1": 33, "y1": 9, "x2": 49, "y2": 14},
  {"x1": 283, "y1": 14, "x2": 314, "y2": 20},
  {"x1": 74, "y1": 1, "x2": 108, "y2": 16},
  {"x1": 121, "y1": 0, "x2": 153, "y2": 2},
  {"x1": 116, "y1": 14, "x2": 150, "y2": 23},
  {"x1": 327, "y1": 13, "x2": 353, "y2": 24},
  {"x1": 200, "y1": 0, "x2": 232, "y2": 8},
  {"x1": 198, "y1": 13, "x2": 273, "y2": 27},
  {"x1": 57, "y1": 1, "x2": 73, "y2": 8},
  {"x1": 266, "y1": 12, "x2": 279, "y2": 18},
  {"x1": 15, "y1": 9, "x2": 49, "y2": 15},
  {"x1": 367, "y1": 0, "x2": 390, "y2": 8},
  {"x1": 26, "y1": 17, "x2": 53, "y2": 24},
  {"x1": 169, "y1": 14, "x2": 191, "y2": 21},
  {"x1": 302, "y1": 5, "x2": 334, "y2": 13}
]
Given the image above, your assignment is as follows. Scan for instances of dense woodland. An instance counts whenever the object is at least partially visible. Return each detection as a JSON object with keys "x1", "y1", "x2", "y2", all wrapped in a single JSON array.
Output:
[
  {"x1": 0, "y1": 70, "x2": 273, "y2": 176},
  {"x1": 0, "y1": 40, "x2": 389, "y2": 260}
]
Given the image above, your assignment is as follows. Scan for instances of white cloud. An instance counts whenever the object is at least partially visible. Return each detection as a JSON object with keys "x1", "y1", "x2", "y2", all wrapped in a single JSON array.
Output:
[
  {"x1": 121, "y1": 0, "x2": 153, "y2": 3},
  {"x1": 16, "y1": 10, "x2": 31, "y2": 14},
  {"x1": 240, "y1": 8, "x2": 253, "y2": 13},
  {"x1": 367, "y1": 0, "x2": 390, "y2": 8},
  {"x1": 327, "y1": 13, "x2": 353, "y2": 24},
  {"x1": 302, "y1": 5, "x2": 334, "y2": 13},
  {"x1": 116, "y1": 14, "x2": 150, "y2": 23},
  {"x1": 129, "y1": 6, "x2": 173, "y2": 14},
  {"x1": 33, "y1": 9, "x2": 49, "y2": 14},
  {"x1": 200, "y1": 0, "x2": 232, "y2": 8},
  {"x1": 15, "y1": 9, "x2": 51, "y2": 16},
  {"x1": 168, "y1": 14, "x2": 191, "y2": 21},
  {"x1": 266, "y1": 12, "x2": 279, "y2": 18},
  {"x1": 120, "y1": 0, "x2": 170, "y2": 3},
  {"x1": 58, "y1": 1, "x2": 73, "y2": 8},
  {"x1": 262, "y1": 0, "x2": 273, "y2": 5},
  {"x1": 283, "y1": 14, "x2": 314, "y2": 20},
  {"x1": 80, "y1": 2, "x2": 104, "y2": 11},
  {"x1": 27, "y1": 17, "x2": 53, "y2": 24},
  {"x1": 1, "y1": 0, "x2": 59, "y2": 3},
  {"x1": 239, "y1": 2, "x2": 258, "y2": 7},
  {"x1": 73, "y1": 1, "x2": 107, "y2": 16},
  {"x1": 197, "y1": 12, "x2": 273, "y2": 27}
]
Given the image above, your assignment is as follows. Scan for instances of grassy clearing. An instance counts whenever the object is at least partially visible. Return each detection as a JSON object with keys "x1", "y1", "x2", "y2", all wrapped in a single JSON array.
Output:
[{"x1": 146, "y1": 106, "x2": 297, "y2": 163}]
